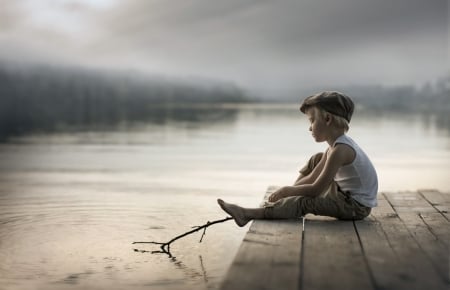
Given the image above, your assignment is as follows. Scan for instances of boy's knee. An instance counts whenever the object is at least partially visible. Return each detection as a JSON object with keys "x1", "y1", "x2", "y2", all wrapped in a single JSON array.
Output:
[
  {"x1": 299, "y1": 152, "x2": 324, "y2": 175},
  {"x1": 310, "y1": 152, "x2": 324, "y2": 164}
]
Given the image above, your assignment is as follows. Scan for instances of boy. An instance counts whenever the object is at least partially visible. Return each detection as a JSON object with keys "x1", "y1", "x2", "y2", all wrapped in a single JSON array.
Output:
[{"x1": 218, "y1": 91, "x2": 378, "y2": 226}]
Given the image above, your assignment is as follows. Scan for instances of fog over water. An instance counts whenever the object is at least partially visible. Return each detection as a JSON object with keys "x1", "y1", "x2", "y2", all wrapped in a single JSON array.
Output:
[{"x1": 0, "y1": 0, "x2": 448, "y2": 97}]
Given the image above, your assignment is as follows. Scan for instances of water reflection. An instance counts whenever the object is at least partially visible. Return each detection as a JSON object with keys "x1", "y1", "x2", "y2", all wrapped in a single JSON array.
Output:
[
  {"x1": 352, "y1": 109, "x2": 450, "y2": 137},
  {"x1": 59, "y1": 271, "x2": 95, "y2": 285},
  {"x1": 432, "y1": 113, "x2": 450, "y2": 136},
  {"x1": 0, "y1": 105, "x2": 241, "y2": 142},
  {"x1": 170, "y1": 255, "x2": 208, "y2": 282},
  {"x1": 3, "y1": 104, "x2": 450, "y2": 143}
]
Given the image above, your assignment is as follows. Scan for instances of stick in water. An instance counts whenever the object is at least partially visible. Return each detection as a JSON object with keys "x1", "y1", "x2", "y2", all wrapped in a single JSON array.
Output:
[{"x1": 133, "y1": 217, "x2": 233, "y2": 257}]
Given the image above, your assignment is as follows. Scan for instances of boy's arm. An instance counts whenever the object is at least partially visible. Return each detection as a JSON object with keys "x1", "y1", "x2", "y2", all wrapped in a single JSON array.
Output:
[{"x1": 269, "y1": 144, "x2": 354, "y2": 201}]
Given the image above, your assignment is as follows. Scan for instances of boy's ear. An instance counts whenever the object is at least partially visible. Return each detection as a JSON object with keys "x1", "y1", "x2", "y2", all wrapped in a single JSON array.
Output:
[{"x1": 325, "y1": 113, "x2": 332, "y2": 125}]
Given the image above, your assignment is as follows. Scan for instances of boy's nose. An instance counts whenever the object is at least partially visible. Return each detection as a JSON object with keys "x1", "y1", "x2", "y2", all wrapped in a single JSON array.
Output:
[{"x1": 309, "y1": 126, "x2": 312, "y2": 131}]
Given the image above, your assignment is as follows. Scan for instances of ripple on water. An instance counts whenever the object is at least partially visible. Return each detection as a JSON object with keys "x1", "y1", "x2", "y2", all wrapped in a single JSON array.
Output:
[{"x1": 0, "y1": 184, "x2": 247, "y2": 290}]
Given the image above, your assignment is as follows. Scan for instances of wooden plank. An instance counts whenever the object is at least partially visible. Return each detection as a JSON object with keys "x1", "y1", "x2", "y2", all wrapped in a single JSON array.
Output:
[
  {"x1": 418, "y1": 212, "x2": 450, "y2": 246},
  {"x1": 356, "y1": 194, "x2": 448, "y2": 290},
  {"x1": 220, "y1": 186, "x2": 302, "y2": 290},
  {"x1": 301, "y1": 217, "x2": 374, "y2": 290},
  {"x1": 383, "y1": 191, "x2": 450, "y2": 285},
  {"x1": 419, "y1": 189, "x2": 450, "y2": 221},
  {"x1": 386, "y1": 191, "x2": 449, "y2": 244},
  {"x1": 389, "y1": 191, "x2": 449, "y2": 243},
  {"x1": 354, "y1": 194, "x2": 418, "y2": 290},
  {"x1": 384, "y1": 191, "x2": 437, "y2": 213},
  {"x1": 419, "y1": 189, "x2": 450, "y2": 205},
  {"x1": 221, "y1": 188, "x2": 450, "y2": 290},
  {"x1": 355, "y1": 216, "x2": 422, "y2": 290},
  {"x1": 396, "y1": 211, "x2": 449, "y2": 284}
]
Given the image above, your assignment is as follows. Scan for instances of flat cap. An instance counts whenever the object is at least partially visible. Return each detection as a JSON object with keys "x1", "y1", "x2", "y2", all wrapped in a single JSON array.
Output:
[{"x1": 300, "y1": 91, "x2": 354, "y2": 122}]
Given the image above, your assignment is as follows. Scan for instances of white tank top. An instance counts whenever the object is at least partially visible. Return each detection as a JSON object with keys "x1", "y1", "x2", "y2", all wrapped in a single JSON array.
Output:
[{"x1": 333, "y1": 134, "x2": 378, "y2": 207}]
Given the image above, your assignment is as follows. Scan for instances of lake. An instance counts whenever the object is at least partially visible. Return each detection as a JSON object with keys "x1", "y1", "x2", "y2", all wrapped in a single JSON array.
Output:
[{"x1": 0, "y1": 103, "x2": 449, "y2": 290}]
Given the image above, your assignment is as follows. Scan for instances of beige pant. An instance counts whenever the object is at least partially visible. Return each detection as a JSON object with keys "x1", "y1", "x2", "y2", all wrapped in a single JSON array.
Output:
[{"x1": 264, "y1": 153, "x2": 371, "y2": 220}]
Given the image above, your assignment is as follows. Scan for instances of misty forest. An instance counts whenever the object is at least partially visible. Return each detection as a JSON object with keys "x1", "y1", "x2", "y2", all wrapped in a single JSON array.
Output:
[{"x1": 0, "y1": 62, "x2": 449, "y2": 141}]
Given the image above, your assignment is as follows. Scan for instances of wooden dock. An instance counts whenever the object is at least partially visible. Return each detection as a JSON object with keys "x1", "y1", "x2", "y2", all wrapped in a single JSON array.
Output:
[{"x1": 220, "y1": 187, "x2": 450, "y2": 290}]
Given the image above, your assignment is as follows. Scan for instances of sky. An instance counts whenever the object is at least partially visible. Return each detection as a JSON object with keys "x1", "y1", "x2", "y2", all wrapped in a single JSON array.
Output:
[{"x1": 0, "y1": 0, "x2": 448, "y2": 97}]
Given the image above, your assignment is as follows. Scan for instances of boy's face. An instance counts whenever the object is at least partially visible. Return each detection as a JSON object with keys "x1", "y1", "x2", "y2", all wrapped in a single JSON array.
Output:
[{"x1": 306, "y1": 107, "x2": 328, "y2": 143}]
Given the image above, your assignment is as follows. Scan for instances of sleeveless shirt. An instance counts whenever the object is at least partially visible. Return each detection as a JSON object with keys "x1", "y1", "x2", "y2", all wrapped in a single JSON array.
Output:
[{"x1": 333, "y1": 134, "x2": 378, "y2": 207}]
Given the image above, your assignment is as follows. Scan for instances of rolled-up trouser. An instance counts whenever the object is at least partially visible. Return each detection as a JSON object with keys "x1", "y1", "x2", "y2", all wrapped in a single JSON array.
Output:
[{"x1": 264, "y1": 152, "x2": 371, "y2": 220}]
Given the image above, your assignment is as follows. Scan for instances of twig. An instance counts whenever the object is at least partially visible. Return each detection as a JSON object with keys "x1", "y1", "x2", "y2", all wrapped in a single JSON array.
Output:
[
  {"x1": 198, "y1": 222, "x2": 209, "y2": 242},
  {"x1": 133, "y1": 217, "x2": 233, "y2": 256}
]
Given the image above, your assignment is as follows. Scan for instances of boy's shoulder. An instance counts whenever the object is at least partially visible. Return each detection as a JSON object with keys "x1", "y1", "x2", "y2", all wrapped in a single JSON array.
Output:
[{"x1": 328, "y1": 143, "x2": 356, "y2": 166}]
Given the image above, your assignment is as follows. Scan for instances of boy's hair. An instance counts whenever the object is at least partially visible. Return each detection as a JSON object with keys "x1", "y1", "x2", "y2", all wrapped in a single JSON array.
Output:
[{"x1": 312, "y1": 106, "x2": 350, "y2": 132}]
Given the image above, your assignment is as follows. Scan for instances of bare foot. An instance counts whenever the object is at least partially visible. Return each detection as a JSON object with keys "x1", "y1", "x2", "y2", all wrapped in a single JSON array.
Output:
[{"x1": 217, "y1": 199, "x2": 251, "y2": 227}]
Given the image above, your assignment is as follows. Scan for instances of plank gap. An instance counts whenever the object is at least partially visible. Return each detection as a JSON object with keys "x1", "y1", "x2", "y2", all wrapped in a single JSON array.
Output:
[
  {"x1": 352, "y1": 219, "x2": 380, "y2": 290},
  {"x1": 418, "y1": 190, "x2": 450, "y2": 222}
]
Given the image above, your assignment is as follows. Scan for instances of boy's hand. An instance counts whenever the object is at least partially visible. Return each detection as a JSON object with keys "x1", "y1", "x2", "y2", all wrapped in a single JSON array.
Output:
[{"x1": 268, "y1": 187, "x2": 289, "y2": 202}]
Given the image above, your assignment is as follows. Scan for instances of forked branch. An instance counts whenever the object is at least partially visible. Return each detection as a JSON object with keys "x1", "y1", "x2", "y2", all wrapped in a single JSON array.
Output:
[{"x1": 133, "y1": 217, "x2": 233, "y2": 257}]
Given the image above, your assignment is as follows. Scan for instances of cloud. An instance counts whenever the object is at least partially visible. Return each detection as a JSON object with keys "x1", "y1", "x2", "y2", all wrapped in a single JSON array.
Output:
[{"x1": 0, "y1": 0, "x2": 448, "y2": 95}]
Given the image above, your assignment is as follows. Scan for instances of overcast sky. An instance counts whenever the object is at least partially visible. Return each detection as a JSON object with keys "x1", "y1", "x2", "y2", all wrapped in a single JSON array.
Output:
[{"x1": 0, "y1": 0, "x2": 448, "y2": 97}]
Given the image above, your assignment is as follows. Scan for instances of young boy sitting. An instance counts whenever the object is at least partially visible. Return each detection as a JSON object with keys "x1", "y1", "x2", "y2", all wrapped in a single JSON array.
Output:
[{"x1": 218, "y1": 91, "x2": 378, "y2": 226}]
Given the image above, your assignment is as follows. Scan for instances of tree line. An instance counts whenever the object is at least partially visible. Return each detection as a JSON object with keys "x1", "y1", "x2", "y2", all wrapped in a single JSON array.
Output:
[
  {"x1": 339, "y1": 76, "x2": 449, "y2": 113},
  {"x1": 0, "y1": 63, "x2": 249, "y2": 141}
]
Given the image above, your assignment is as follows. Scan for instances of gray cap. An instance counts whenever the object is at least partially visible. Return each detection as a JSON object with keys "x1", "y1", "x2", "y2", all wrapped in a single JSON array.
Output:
[{"x1": 300, "y1": 91, "x2": 354, "y2": 122}]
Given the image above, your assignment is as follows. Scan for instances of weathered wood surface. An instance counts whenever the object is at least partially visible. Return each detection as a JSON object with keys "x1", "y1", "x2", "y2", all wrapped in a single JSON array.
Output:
[
  {"x1": 220, "y1": 186, "x2": 303, "y2": 290},
  {"x1": 220, "y1": 188, "x2": 450, "y2": 290}
]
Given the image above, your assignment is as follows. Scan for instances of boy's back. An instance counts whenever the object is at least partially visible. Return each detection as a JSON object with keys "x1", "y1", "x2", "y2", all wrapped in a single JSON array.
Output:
[{"x1": 333, "y1": 134, "x2": 378, "y2": 207}]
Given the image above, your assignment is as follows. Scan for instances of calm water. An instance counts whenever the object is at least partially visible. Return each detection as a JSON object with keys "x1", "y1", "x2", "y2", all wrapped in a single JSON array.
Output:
[{"x1": 0, "y1": 104, "x2": 449, "y2": 290}]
